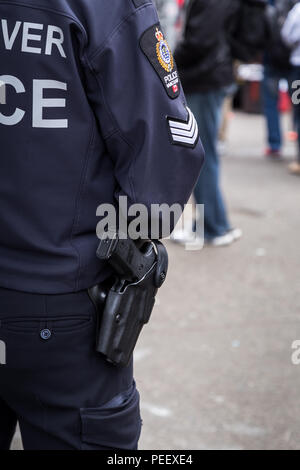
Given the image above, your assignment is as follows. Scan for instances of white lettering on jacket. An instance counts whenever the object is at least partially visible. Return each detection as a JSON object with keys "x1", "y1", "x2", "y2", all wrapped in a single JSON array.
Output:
[
  {"x1": 0, "y1": 75, "x2": 68, "y2": 128},
  {"x1": 1, "y1": 19, "x2": 67, "y2": 58}
]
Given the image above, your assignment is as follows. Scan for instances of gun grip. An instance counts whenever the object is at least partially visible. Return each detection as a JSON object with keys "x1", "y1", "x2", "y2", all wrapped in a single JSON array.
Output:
[{"x1": 154, "y1": 241, "x2": 169, "y2": 288}]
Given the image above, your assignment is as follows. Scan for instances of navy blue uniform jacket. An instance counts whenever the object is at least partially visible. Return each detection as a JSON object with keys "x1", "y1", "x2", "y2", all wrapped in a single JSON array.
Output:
[{"x1": 0, "y1": 0, "x2": 204, "y2": 294}]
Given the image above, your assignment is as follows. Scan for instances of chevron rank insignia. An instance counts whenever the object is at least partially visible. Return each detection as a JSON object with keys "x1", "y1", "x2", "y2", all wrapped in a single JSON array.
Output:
[{"x1": 167, "y1": 107, "x2": 199, "y2": 148}]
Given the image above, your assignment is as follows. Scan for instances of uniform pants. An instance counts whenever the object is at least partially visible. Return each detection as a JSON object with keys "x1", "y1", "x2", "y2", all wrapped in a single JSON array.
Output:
[{"x1": 0, "y1": 287, "x2": 142, "y2": 450}]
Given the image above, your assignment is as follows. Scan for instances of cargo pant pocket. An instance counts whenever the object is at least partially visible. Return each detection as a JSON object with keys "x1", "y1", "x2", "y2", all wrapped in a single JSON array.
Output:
[{"x1": 80, "y1": 382, "x2": 142, "y2": 450}]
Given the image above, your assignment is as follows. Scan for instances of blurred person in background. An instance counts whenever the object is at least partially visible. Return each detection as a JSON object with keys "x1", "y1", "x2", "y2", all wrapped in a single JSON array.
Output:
[
  {"x1": 263, "y1": 0, "x2": 298, "y2": 159},
  {"x1": 173, "y1": 0, "x2": 267, "y2": 248},
  {"x1": 282, "y1": 0, "x2": 300, "y2": 174},
  {"x1": 174, "y1": 0, "x2": 243, "y2": 247}
]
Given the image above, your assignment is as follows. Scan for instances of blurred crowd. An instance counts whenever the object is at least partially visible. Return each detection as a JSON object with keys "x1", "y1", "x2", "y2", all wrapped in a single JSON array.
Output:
[{"x1": 155, "y1": 0, "x2": 300, "y2": 248}]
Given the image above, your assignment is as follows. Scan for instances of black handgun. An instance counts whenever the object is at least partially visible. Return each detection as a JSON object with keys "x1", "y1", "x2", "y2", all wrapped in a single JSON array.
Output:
[{"x1": 89, "y1": 232, "x2": 168, "y2": 367}]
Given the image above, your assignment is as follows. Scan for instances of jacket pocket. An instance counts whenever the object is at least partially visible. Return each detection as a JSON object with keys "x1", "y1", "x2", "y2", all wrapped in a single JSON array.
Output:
[{"x1": 80, "y1": 382, "x2": 142, "y2": 450}]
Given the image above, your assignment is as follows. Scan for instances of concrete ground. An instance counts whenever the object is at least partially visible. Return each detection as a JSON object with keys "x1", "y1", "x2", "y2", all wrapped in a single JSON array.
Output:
[
  {"x1": 11, "y1": 112, "x2": 300, "y2": 450},
  {"x1": 136, "y1": 111, "x2": 300, "y2": 451}
]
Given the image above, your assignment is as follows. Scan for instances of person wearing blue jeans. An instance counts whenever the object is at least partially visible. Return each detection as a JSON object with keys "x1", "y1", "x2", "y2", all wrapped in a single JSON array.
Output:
[
  {"x1": 175, "y1": 0, "x2": 243, "y2": 246},
  {"x1": 282, "y1": 2, "x2": 300, "y2": 174},
  {"x1": 288, "y1": 66, "x2": 300, "y2": 172},
  {"x1": 262, "y1": 64, "x2": 283, "y2": 155},
  {"x1": 263, "y1": 0, "x2": 299, "y2": 158},
  {"x1": 187, "y1": 90, "x2": 232, "y2": 241}
]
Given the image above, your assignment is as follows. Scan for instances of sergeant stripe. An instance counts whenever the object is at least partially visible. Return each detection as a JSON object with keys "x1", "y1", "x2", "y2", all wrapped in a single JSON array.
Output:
[
  {"x1": 170, "y1": 115, "x2": 197, "y2": 138},
  {"x1": 167, "y1": 107, "x2": 199, "y2": 148}
]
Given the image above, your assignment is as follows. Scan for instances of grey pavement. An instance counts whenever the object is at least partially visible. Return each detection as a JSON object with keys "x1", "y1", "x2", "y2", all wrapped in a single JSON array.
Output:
[{"x1": 12, "y1": 112, "x2": 300, "y2": 450}]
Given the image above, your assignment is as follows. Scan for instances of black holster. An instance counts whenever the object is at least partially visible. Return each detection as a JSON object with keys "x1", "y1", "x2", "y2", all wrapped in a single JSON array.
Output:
[{"x1": 89, "y1": 240, "x2": 168, "y2": 367}]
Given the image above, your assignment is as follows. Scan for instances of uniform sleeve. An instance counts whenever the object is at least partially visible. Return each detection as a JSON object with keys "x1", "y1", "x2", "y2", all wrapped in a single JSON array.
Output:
[{"x1": 83, "y1": 2, "x2": 204, "y2": 236}]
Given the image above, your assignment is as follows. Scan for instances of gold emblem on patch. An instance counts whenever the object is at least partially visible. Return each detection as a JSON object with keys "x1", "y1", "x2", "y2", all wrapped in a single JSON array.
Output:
[{"x1": 155, "y1": 28, "x2": 174, "y2": 73}]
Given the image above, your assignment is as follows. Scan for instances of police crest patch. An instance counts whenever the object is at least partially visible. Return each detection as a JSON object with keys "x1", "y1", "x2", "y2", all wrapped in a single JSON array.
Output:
[
  {"x1": 155, "y1": 28, "x2": 174, "y2": 73},
  {"x1": 140, "y1": 24, "x2": 180, "y2": 99}
]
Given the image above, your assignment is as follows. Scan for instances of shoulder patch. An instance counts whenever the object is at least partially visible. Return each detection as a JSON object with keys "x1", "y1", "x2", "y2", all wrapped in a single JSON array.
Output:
[
  {"x1": 132, "y1": 0, "x2": 152, "y2": 7},
  {"x1": 140, "y1": 23, "x2": 180, "y2": 100}
]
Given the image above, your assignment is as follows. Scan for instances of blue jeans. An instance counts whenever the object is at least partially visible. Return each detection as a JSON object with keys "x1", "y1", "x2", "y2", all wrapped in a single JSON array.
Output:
[
  {"x1": 262, "y1": 65, "x2": 282, "y2": 152},
  {"x1": 187, "y1": 90, "x2": 231, "y2": 240}
]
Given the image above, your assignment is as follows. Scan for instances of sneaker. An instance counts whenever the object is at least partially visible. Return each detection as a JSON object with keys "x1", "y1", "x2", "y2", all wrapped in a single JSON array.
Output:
[
  {"x1": 228, "y1": 227, "x2": 243, "y2": 241},
  {"x1": 207, "y1": 232, "x2": 234, "y2": 247},
  {"x1": 265, "y1": 148, "x2": 281, "y2": 159},
  {"x1": 288, "y1": 162, "x2": 300, "y2": 176},
  {"x1": 170, "y1": 229, "x2": 204, "y2": 251},
  {"x1": 170, "y1": 228, "x2": 194, "y2": 244}
]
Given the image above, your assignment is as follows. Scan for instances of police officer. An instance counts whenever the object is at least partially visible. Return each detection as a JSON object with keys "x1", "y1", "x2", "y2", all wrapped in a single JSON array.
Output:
[{"x1": 0, "y1": 0, "x2": 204, "y2": 450}]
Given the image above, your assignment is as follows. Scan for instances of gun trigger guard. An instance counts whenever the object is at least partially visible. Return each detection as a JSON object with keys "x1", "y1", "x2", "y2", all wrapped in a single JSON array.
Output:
[{"x1": 153, "y1": 241, "x2": 169, "y2": 288}]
